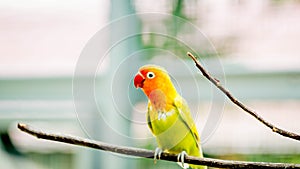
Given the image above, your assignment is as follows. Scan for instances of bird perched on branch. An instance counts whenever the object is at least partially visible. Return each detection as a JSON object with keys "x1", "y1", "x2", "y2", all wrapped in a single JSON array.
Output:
[{"x1": 134, "y1": 64, "x2": 206, "y2": 169}]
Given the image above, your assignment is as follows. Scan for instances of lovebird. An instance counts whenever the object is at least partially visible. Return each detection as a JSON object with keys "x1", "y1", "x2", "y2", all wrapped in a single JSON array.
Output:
[{"x1": 134, "y1": 64, "x2": 206, "y2": 169}]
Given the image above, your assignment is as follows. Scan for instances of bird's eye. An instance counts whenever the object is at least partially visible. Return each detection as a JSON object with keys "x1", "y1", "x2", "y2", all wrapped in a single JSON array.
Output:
[{"x1": 147, "y1": 72, "x2": 155, "y2": 79}]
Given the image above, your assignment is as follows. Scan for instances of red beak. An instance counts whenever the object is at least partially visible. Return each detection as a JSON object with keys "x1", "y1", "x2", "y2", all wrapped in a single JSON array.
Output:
[{"x1": 134, "y1": 73, "x2": 145, "y2": 88}]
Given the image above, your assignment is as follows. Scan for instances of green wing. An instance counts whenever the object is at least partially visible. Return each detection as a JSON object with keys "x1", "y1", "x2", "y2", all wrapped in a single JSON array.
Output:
[
  {"x1": 173, "y1": 96, "x2": 200, "y2": 148},
  {"x1": 146, "y1": 102, "x2": 154, "y2": 134}
]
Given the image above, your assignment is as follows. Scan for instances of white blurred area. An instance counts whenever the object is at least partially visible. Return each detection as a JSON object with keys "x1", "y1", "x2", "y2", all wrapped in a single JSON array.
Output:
[
  {"x1": 0, "y1": 0, "x2": 109, "y2": 78},
  {"x1": 199, "y1": 0, "x2": 300, "y2": 71},
  {"x1": 204, "y1": 100, "x2": 300, "y2": 155},
  {"x1": 1, "y1": 0, "x2": 300, "y2": 78}
]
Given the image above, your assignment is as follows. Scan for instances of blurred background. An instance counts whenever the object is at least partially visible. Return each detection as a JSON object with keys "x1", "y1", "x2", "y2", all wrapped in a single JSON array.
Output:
[{"x1": 1, "y1": 0, "x2": 300, "y2": 169}]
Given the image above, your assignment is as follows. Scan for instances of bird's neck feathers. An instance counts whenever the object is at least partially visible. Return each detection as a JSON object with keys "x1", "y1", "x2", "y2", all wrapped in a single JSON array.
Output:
[{"x1": 145, "y1": 82, "x2": 178, "y2": 112}]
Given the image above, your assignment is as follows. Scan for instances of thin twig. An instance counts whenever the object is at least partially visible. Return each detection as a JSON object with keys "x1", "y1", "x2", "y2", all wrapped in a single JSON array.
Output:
[
  {"x1": 187, "y1": 52, "x2": 300, "y2": 141},
  {"x1": 18, "y1": 123, "x2": 300, "y2": 169}
]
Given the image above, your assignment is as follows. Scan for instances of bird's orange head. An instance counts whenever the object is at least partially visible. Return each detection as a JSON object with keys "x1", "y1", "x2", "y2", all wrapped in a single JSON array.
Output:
[{"x1": 134, "y1": 65, "x2": 177, "y2": 110}]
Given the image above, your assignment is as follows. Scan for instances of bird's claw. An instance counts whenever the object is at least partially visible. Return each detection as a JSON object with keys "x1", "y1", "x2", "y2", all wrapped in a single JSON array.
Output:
[
  {"x1": 154, "y1": 147, "x2": 163, "y2": 164},
  {"x1": 177, "y1": 151, "x2": 189, "y2": 169}
]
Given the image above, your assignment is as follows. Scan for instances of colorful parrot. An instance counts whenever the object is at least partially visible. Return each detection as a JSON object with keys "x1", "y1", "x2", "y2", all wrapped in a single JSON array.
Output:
[{"x1": 134, "y1": 64, "x2": 206, "y2": 169}]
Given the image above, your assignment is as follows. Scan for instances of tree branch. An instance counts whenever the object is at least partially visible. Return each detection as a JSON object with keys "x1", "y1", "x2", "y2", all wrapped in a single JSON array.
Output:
[
  {"x1": 18, "y1": 123, "x2": 300, "y2": 169},
  {"x1": 187, "y1": 52, "x2": 300, "y2": 141}
]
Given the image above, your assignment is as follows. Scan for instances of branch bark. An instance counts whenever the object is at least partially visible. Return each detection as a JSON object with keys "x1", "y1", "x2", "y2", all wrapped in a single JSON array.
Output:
[
  {"x1": 18, "y1": 123, "x2": 300, "y2": 169},
  {"x1": 187, "y1": 52, "x2": 300, "y2": 141}
]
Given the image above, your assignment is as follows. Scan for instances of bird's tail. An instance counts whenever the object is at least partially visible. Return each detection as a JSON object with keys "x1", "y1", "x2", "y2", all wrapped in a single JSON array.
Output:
[{"x1": 190, "y1": 147, "x2": 207, "y2": 169}]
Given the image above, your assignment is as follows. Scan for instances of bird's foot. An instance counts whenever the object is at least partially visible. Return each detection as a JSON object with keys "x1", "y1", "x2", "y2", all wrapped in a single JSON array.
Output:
[
  {"x1": 177, "y1": 151, "x2": 189, "y2": 169},
  {"x1": 154, "y1": 147, "x2": 163, "y2": 164}
]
